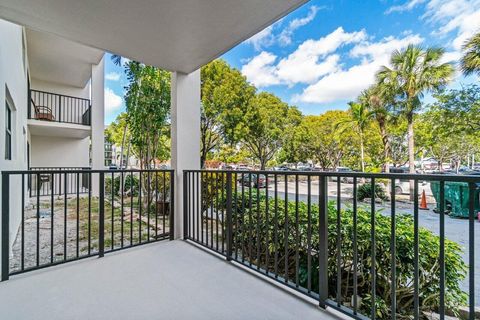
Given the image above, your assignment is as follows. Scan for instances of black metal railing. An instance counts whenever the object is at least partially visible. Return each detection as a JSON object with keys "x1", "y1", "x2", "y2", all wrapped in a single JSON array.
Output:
[
  {"x1": 29, "y1": 89, "x2": 91, "y2": 125},
  {"x1": 1, "y1": 168, "x2": 174, "y2": 279},
  {"x1": 183, "y1": 170, "x2": 479, "y2": 320},
  {"x1": 29, "y1": 167, "x2": 91, "y2": 197}
]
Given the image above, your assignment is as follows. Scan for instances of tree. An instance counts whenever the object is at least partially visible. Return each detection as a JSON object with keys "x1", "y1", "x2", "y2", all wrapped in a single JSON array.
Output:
[
  {"x1": 241, "y1": 92, "x2": 297, "y2": 170},
  {"x1": 336, "y1": 102, "x2": 374, "y2": 172},
  {"x1": 200, "y1": 60, "x2": 255, "y2": 167},
  {"x1": 123, "y1": 61, "x2": 171, "y2": 168},
  {"x1": 461, "y1": 32, "x2": 480, "y2": 77},
  {"x1": 300, "y1": 112, "x2": 350, "y2": 169},
  {"x1": 377, "y1": 45, "x2": 454, "y2": 197},
  {"x1": 360, "y1": 84, "x2": 395, "y2": 172}
]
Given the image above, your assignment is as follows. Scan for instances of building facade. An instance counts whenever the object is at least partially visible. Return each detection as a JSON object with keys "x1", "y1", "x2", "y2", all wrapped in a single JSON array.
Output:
[{"x1": 0, "y1": 19, "x2": 105, "y2": 250}]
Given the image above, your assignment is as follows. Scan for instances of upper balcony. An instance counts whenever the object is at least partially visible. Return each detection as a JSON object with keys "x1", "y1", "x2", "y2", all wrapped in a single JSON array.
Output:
[{"x1": 27, "y1": 89, "x2": 92, "y2": 138}]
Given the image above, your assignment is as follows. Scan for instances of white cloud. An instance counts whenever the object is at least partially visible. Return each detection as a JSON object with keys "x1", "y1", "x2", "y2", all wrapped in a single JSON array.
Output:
[
  {"x1": 387, "y1": 0, "x2": 480, "y2": 52},
  {"x1": 295, "y1": 34, "x2": 424, "y2": 104},
  {"x1": 244, "y1": 25, "x2": 275, "y2": 51},
  {"x1": 241, "y1": 51, "x2": 281, "y2": 87},
  {"x1": 241, "y1": 27, "x2": 366, "y2": 87},
  {"x1": 105, "y1": 72, "x2": 121, "y2": 81},
  {"x1": 278, "y1": 6, "x2": 322, "y2": 46},
  {"x1": 385, "y1": 0, "x2": 427, "y2": 14},
  {"x1": 105, "y1": 88, "x2": 122, "y2": 113}
]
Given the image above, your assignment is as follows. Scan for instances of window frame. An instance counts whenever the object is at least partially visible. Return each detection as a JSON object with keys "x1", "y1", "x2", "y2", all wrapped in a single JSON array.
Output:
[{"x1": 5, "y1": 100, "x2": 12, "y2": 160}]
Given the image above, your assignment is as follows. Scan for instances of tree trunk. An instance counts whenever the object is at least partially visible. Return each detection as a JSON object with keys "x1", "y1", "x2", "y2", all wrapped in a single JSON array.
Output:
[
  {"x1": 407, "y1": 115, "x2": 415, "y2": 200},
  {"x1": 378, "y1": 120, "x2": 390, "y2": 173},
  {"x1": 360, "y1": 132, "x2": 365, "y2": 172}
]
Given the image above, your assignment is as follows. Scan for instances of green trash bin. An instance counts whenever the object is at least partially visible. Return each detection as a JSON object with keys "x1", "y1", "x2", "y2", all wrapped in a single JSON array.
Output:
[{"x1": 430, "y1": 181, "x2": 480, "y2": 218}]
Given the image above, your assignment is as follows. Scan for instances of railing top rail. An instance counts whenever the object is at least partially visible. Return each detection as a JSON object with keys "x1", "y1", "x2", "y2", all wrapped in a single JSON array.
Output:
[
  {"x1": 2, "y1": 168, "x2": 174, "y2": 175},
  {"x1": 184, "y1": 169, "x2": 480, "y2": 183},
  {"x1": 30, "y1": 89, "x2": 91, "y2": 103}
]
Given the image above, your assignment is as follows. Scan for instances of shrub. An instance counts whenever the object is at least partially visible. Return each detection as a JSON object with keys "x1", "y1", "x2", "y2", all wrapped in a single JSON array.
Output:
[
  {"x1": 230, "y1": 191, "x2": 467, "y2": 319},
  {"x1": 357, "y1": 182, "x2": 389, "y2": 201}
]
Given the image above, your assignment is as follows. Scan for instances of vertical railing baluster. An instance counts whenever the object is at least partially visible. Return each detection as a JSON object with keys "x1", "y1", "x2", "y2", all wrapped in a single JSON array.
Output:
[
  {"x1": 390, "y1": 178, "x2": 397, "y2": 320},
  {"x1": 121, "y1": 171, "x2": 124, "y2": 247},
  {"x1": 147, "y1": 171, "x2": 151, "y2": 242},
  {"x1": 274, "y1": 173, "x2": 278, "y2": 278},
  {"x1": 318, "y1": 175, "x2": 328, "y2": 309},
  {"x1": 21, "y1": 174, "x2": 25, "y2": 271},
  {"x1": 234, "y1": 172, "x2": 238, "y2": 260},
  {"x1": 215, "y1": 172, "x2": 219, "y2": 251},
  {"x1": 1, "y1": 173, "x2": 10, "y2": 281},
  {"x1": 88, "y1": 172, "x2": 92, "y2": 255},
  {"x1": 139, "y1": 171, "x2": 142, "y2": 243},
  {"x1": 221, "y1": 172, "x2": 225, "y2": 254},
  {"x1": 284, "y1": 173, "x2": 289, "y2": 282},
  {"x1": 265, "y1": 173, "x2": 269, "y2": 274},
  {"x1": 155, "y1": 172, "x2": 159, "y2": 239},
  {"x1": 353, "y1": 176, "x2": 358, "y2": 314},
  {"x1": 183, "y1": 171, "x2": 188, "y2": 239},
  {"x1": 76, "y1": 172, "x2": 80, "y2": 257},
  {"x1": 295, "y1": 174, "x2": 300, "y2": 287},
  {"x1": 36, "y1": 173, "x2": 40, "y2": 267},
  {"x1": 99, "y1": 172, "x2": 105, "y2": 257},
  {"x1": 413, "y1": 179, "x2": 420, "y2": 320},
  {"x1": 226, "y1": 172, "x2": 233, "y2": 261},
  {"x1": 336, "y1": 177, "x2": 341, "y2": 306},
  {"x1": 64, "y1": 173, "x2": 67, "y2": 260},
  {"x1": 468, "y1": 182, "x2": 475, "y2": 320},
  {"x1": 130, "y1": 171, "x2": 133, "y2": 244},
  {"x1": 439, "y1": 180, "x2": 445, "y2": 320},
  {"x1": 169, "y1": 170, "x2": 175, "y2": 240},
  {"x1": 249, "y1": 173, "x2": 253, "y2": 265},
  {"x1": 51, "y1": 173, "x2": 54, "y2": 263},
  {"x1": 111, "y1": 171, "x2": 114, "y2": 250},
  {"x1": 307, "y1": 175, "x2": 312, "y2": 293},
  {"x1": 371, "y1": 177, "x2": 377, "y2": 320},
  {"x1": 256, "y1": 174, "x2": 261, "y2": 269},
  {"x1": 241, "y1": 173, "x2": 245, "y2": 263}
]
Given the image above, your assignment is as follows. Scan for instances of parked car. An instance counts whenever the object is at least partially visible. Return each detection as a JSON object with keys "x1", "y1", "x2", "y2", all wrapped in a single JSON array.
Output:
[
  {"x1": 330, "y1": 167, "x2": 355, "y2": 183},
  {"x1": 238, "y1": 173, "x2": 268, "y2": 188},
  {"x1": 274, "y1": 165, "x2": 290, "y2": 171}
]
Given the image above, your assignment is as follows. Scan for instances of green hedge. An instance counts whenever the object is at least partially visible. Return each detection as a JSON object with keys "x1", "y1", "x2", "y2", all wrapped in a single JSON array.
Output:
[{"x1": 230, "y1": 191, "x2": 467, "y2": 319}]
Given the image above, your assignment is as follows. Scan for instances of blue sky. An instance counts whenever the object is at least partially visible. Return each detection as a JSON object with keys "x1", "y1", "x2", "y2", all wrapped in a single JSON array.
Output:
[{"x1": 104, "y1": 0, "x2": 480, "y2": 124}]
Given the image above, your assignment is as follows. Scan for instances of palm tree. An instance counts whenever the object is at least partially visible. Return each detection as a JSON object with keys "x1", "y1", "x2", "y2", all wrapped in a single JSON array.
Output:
[
  {"x1": 377, "y1": 45, "x2": 454, "y2": 198},
  {"x1": 461, "y1": 32, "x2": 480, "y2": 77},
  {"x1": 359, "y1": 85, "x2": 393, "y2": 173},
  {"x1": 336, "y1": 102, "x2": 373, "y2": 172}
]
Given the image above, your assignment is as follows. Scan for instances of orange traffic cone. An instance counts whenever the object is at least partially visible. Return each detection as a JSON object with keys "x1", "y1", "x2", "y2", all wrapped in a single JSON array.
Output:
[{"x1": 419, "y1": 190, "x2": 428, "y2": 210}]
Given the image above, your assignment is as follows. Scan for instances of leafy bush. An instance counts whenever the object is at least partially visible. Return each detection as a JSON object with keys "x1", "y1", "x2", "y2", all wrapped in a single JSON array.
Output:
[
  {"x1": 357, "y1": 182, "x2": 389, "y2": 201},
  {"x1": 230, "y1": 191, "x2": 467, "y2": 319}
]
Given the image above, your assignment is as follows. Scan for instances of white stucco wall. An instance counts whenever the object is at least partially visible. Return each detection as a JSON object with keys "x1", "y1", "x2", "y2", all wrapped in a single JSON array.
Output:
[
  {"x1": 31, "y1": 78, "x2": 89, "y2": 99},
  {"x1": 0, "y1": 20, "x2": 29, "y2": 279},
  {"x1": 30, "y1": 135, "x2": 90, "y2": 168}
]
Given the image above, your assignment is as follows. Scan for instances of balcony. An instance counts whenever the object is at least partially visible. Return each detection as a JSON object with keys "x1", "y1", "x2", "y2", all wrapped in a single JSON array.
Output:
[
  {"x1": 1, "y1": 168, "x2": 479, "y2": 319},
  {"x1": 27, "y1": 90, "x2": 92, "y2": 139}
]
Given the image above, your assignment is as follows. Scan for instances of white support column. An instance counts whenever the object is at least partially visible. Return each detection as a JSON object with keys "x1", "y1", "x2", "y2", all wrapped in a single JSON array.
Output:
[
  {"x1": 171, "y1": 70, "x2": 201, "y2": 239},
  {"x1": 91, "y1": 56, "x2": 105, "y2": 196}
]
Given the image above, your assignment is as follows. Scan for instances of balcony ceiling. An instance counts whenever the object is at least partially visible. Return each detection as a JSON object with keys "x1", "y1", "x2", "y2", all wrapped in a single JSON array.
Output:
[
  {"x1": 27, "y1": 29, "x2": 104, "y2": 88},
  {"x1": 0, "y1": 0, "x2": 307, "y2": 73}
]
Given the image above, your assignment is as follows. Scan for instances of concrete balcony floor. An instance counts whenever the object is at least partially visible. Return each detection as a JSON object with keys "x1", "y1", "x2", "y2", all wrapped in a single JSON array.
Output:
[{"x1": 0, "y1": 240, "x2": 341, "y2": 320}]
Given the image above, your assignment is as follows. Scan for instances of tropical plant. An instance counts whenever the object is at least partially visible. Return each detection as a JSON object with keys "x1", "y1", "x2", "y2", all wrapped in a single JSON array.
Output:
[
  {"x1": 357, "y1": 182, "x2": 389, "y2": 201},
  {"x1": 376, "y1": 45, "x2": 454, "y2": 197},
  {"x1": 461, "y1": 32, "x2": 480, "y2": 77},
  {"x1": 336, "y1": 102, "x2": 374, "y2": 172},
  {"x1": 231, "y1": 192, "x2": 467, "y2": 319}
]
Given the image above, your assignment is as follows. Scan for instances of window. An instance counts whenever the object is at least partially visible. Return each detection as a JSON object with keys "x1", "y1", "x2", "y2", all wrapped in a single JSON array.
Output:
[{"x1": 5, "y1": 100, "x2": 12, "y2": 160}]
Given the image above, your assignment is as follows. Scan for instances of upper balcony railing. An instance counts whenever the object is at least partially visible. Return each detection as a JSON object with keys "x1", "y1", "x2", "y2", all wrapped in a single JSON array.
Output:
[{"x1": 28, "y1": 90, "x2": 91, "y2": 126}]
